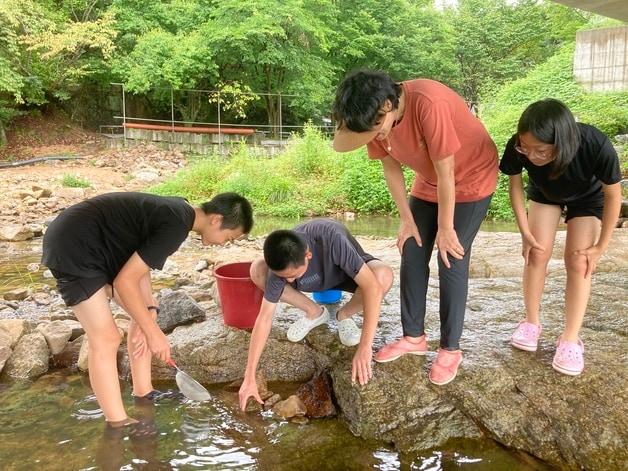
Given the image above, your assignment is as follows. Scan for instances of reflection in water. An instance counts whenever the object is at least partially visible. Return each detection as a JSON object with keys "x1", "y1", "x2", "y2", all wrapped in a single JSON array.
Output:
[{"x1": 0, "y1": 371, "x2": 548, "y2": 470}]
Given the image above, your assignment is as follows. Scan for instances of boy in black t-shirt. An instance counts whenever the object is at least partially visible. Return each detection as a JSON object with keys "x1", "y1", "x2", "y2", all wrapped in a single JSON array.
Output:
[
  {"x1": 499, "y1": 99, "x2": 621, "y2": 376},
  {"x1": 238, "y1": 219, "x2": 393, "y2": 410},
  {"x1": 42, "y1": 192, "x2": 253, "y2": 430}
]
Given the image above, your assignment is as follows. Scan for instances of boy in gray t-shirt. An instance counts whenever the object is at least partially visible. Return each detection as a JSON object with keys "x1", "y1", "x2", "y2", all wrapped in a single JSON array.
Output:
[{"x1": 239, "y1": 219, "x2": 393, "y2": 410}]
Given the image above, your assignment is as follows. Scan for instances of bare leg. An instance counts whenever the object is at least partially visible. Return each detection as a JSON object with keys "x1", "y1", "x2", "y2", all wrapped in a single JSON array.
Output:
[
  {"x1": 110, "y1": 274, "x2": 156, "y2": 397},
  {"x1": 72, "y1": 287, "x2": 128, "y2": 423},
  {"x1": 523, "y1": 202, "x2": 562, "y2": 325},
  {"x1": 250, "y1": 257, "x2": 321, "y2": 319},
  {"x1": 337, "y1": 260, "x2": 394, "y2": 321},
  {"x1": 563, "y1": 216, "x2": 600, "y2": 342}
]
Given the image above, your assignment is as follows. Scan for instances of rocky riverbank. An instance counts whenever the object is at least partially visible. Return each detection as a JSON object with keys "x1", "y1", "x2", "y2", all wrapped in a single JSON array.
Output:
[{"x1": 1, "y1": 228, "x2": 626, "y2": 470}]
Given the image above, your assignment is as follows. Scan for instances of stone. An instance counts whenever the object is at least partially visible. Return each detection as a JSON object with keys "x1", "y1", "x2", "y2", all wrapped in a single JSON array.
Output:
[
  {"x1": 272, "y1": 395, "x2": 307, "y2": 419},
  {"x1": 0, "y1": 346, "x2": 11, "y2": 373},
  {"x1": 64, "y1": 320, "x2": 84, "y2": 340},
  {"x1": 290, "y1": 416, "x2": 309, "y2": 425},
  {"x1": 77, "y1": 335, "x2": 89, "y2": 371},
  {"x1": 39, "y1": 320, "x2": 73, "y2": 355},
  {"x1": 0, "y1": 319, "x2": 28, "y2": 348},
  {"x1": 245, "y1": 398, "x2": 263, "y2": 413},
  {"x1": 156, "y1": 291, "x2": 206, "y2": 333},
  {"x1": 115, "y1": 317, "x2": 131, "y2": 336},
  {"x1": 3, "y1": 332, "x2": 49, "y2": 379},
  {"x1": 52, "y1": 335, "x2": 83, "y2": 369},
  {"x1": 133, "y1": 170, "x2": 160, "y2": 182},
  {"x1": 3, "y1": 288, "x2": 29, "y2": 301},
  {"x1": 32, "y1": 292, "x2": 51, "y2": 306},
  {"x1": 150, "y1": 316, "x2": 317, "y2": 384},
  {"x1": 194, "y1": 259, "x2": 209, "y2": 272},
  {"x1": 0, "y1": 224, "x2": 34, "y2": 241},
  {"x1": 264, "y1": 394, "x2": 282, "y2": 410},
  {"x1": 296, "y1": 370, "x2": 337, "y2": 418}
]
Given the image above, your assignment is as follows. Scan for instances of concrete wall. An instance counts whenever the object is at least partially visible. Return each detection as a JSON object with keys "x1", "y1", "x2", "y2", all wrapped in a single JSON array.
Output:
[{"x1": 574, "y1": 26, "x2": 628, "y2": 92}]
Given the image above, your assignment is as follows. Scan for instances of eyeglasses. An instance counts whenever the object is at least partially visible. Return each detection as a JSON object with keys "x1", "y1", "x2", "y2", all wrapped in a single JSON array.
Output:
[{"x1": 514, "y1": 141, "x2": 554, "y2": 160}]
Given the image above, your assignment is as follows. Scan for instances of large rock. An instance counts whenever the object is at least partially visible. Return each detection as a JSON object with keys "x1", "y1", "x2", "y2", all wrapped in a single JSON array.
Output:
[
  {"x1": 0, "y1": 224, "x2": 34, "y2": 241},
  {"x1": 52, "y1": 335, "x2": 84, "y2": 369},
  {"x1": 303, "y1": 265, "x2": 628, "y2": 470},
  {"x1": 0, "y1": 346, "x2": 11, "y2": 373},
  {"x1": 152, "y1": 313, "x2": 317, "y2": 384},
  {"x1": 156, "y1": 290, "x2": 206, "y2": 333},
  {"x1": 77, "y1": 335, "x2": 89, "y2": 372},
  {"x1": 38, "y1": 320, "x2": 73, "y2": 354},
  {"x1": 296, "y1": 370, "x2": 336, "y2": 418},
  {"x1": 3, "y1": 332, "x2": 49, "y2": 379},
  {"x1": 0, "y1": 319, "x2": 28, "y2": 348}
]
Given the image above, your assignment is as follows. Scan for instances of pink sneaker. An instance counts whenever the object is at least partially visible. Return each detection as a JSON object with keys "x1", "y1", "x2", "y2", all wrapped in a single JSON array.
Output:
[
  {"x1": 552, "y1": 338, "x2": 584, "y2": 376},
  {"x1": 429, "y1": 349, "x2": 462, "y2": 386},
  {"x1": 374, "y1": 335, "x2": 428, "y2": 363},
  {"x1": 511, "y1": 320, "x2": 542, "y2": 352}
]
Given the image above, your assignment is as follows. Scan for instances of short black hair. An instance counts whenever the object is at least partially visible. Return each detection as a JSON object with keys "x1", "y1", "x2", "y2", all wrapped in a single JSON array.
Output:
[
  {"x1": 333, "y1": 69, "x2": 402, "y2": 132},
  {"x1": 263, "y1": 230, "x2": 307, "y2": 271},
  {"x1": 517, "y1": 99, "x2": 580, "y2": 179},
  {"x1": 201, "y1": 192, "x2": 253, "y2": 233}
]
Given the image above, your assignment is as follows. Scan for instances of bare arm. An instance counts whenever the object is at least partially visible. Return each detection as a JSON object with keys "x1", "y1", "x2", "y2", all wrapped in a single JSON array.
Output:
[
  {"x1": 239, "y1": 299, "x2": 277, "y2": 410},
  {"x1": 508, "y1": 174, "x2": 530, "y2": 235},
  {"x1": 351, "y1": 263, "x2": 384, "y2": 385},
  {"x1": 433, "y1": 155, "x2": 464, "y2": 267},
  {"x1": 114, "y1": 252, "x2": 171, "y2": 362},
  {"x1": 381, "y1": 156, "x2": 422, "y2": 251}
]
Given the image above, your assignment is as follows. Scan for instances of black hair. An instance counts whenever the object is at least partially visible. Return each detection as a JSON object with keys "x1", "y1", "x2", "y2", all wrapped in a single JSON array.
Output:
[
  {"x1": 333, "y1": 69, "x2": 402, "y2": 132},
  {"x1": 201, "y1": 192, "x2": 253, "y2": 233},
  {"x1": 263, "y1": 230, "x2": 308, "y2": 271},
  {"x1": 517, "y1": 98, "x2": 580, "y2": 179}
]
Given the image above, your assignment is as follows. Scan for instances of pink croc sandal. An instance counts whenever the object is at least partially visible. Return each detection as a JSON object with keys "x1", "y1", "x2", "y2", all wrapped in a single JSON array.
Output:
[
  {"x1": 552, "y1": 338, "x2": 584, "y2": 376},
  {"x1": 511, "y1": 320, "x2": 542, "y2": 352},
  {"x1": 429, "y1": 349, "x2": 462, "y2": 386},
  {"x1": 374, "y1": 335, "x2": 428, "y2": 363}
]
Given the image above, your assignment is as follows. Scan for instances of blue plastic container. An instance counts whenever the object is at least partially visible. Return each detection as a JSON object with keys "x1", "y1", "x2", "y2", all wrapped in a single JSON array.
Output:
[{"x1": 312, "y1": 289, "x2": 343, "y2": 304}]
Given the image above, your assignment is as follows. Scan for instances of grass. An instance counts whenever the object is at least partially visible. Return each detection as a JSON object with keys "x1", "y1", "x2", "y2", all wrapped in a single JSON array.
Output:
[{"x1": 61, "y1": 174, "x2": 91, "y2": 188}]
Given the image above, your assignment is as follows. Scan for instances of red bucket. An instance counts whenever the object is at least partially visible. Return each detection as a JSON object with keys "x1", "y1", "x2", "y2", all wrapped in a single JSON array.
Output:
[{"x1": 214, "y1": 261, "x2": 263, "y2": 329}]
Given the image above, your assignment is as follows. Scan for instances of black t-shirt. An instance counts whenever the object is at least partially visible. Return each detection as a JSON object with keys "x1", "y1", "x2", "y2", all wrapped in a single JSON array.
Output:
[
  {"x1": 42, "y1": 192, "x2": 196, "y2": 280},
  {"x1": 264, "y1": 219, "x2": 368, "y2": 303},
  {"x1": 499, "y1": 123, "x2": 621, "y2": 203}
]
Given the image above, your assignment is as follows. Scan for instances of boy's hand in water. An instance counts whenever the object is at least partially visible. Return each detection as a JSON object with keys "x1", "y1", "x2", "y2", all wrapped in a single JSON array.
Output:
[
  {"x1": 239, "y1": 377, "x2": 263, "y2": 411},
  {"x1": 352, "y1": 344, "x2": 373, "y2": 385}
]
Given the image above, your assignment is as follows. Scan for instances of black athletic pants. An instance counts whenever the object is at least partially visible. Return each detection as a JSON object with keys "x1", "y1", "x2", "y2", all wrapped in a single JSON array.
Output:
[{"x1": 400, "y1": 195, "x2": 492, "y2": 350}]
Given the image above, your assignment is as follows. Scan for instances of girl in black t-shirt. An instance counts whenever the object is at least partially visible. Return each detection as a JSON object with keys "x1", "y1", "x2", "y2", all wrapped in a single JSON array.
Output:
[{"x1": 499, "y1": 99, "x2": 621, "y2": 376}]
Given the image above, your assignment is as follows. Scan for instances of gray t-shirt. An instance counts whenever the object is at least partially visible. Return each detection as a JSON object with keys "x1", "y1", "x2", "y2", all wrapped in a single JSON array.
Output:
[{"x1": 264, "y1": 219, "x2": 373, "y2": 303}]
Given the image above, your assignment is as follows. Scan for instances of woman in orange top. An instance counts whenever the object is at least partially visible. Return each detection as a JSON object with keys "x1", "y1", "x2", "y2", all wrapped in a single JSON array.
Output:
[{"x1": 333, "y1": 69, "x2": 498, "y2": 385}]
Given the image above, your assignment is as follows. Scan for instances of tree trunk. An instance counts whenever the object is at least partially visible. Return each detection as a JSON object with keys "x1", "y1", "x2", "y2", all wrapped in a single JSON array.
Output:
[{"x1": 0, "y1": 122, "x2": 6, "y2": 148}]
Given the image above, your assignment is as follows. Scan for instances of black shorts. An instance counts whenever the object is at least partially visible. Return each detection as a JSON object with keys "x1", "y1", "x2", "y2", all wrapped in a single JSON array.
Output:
[
  {"x1": 50, "y1": 269, "x2": 109, "y2": 307},
  {"x1": 527, "y1": 186, "x2": 604, "y2": 222},
  {"x1": 331, "y1": 254, "x2": 379, "y2": 293}
]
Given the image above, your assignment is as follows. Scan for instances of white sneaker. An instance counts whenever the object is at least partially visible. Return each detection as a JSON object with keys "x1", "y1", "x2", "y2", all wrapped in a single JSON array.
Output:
[
  {"x1": 287, "y1": 307, "x2": 330, "y2": 342},
  {"x1": 337, "y1": 316, "x2": 362, "y2": 346}
]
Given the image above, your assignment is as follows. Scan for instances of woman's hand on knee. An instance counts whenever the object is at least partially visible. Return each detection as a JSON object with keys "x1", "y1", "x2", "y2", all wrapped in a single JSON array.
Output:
[
  {"x1": 397, "y1": 220, "x2": 422, "y2": 254},
  {"x1": 436, "y1": 228, "x2": 464, "y2": 268}
]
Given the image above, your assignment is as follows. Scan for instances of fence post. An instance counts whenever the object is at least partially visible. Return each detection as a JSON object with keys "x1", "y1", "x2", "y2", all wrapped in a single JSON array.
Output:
[
  {"x1": 170, "y1": 88, "x2": 175, "y2": 148},
  {"x1": 122, "y1": 84, "x2": 127, "y2": 146},
  {"x1": 218, "y1": 91, "x2": 222, "y2": 155},
  {"x1": 278, "y1": 92, "x2": 283, "y2": 144}
]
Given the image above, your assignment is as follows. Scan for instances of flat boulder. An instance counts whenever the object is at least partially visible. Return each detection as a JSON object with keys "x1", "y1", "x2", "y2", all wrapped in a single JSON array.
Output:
[
  {"x1": 152, "y1": 314, "x2": 317, "y2": 384},
  {"x1": 0, "y1": 224, "x2": 34, "y2": 242},
  {"x1": 0, "y1": 319, "x2": 28, "y2": 348},
  {"x1": 38, "y1": 320, "x2": 73, "y2": 355}
]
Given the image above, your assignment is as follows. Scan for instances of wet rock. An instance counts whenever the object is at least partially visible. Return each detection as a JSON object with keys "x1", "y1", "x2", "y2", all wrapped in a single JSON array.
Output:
[
  {"x1": 52, "y1": 335, "x2": 83, "y2": 368},
  {"x1": 272, "y1": 395, "x2": 307, "y2": 419},
  {"x1": 0, "y1": 346, "x2": 11, "y2": 373},
  {"x1": 64, "y1": 320, "x2": 84, "y2": 340},
  {"x1": 290, "y1": 416, "x2": 309, "y2": 425},
  {"x1": 264, "y1": 394, "x2": 282, "y2": 410},
  {"x1": 156, "y1": 291, "x2": 206, "y2": 333},
  {"x1": 245, "y1": 398, "x2": 263, "y2": 413},
  {"x1": 38, "y1": 320, "x2": 73, "y2": 354},
  {"x1": 152, "y1": 315, "x2": 317, "y2": 384},
  {"x1": 77, "y1": 335, "x2": 89, "y2": 371},
  {"x1": 3, "y1": 332, "x2": 49, "y2": 379},
  {"x1": 0, "y1": 224, "x2": 34, "y2": 241},
  {"x1": 296, "y1": 370, "x2": 336, "y2": 418},
  {"x1": 3, "y1": 288, "x2": 29, "y2": 301},
  {"x1": 0, "y1": 319, "x2": 28, "y2": 348}
]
